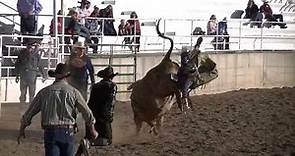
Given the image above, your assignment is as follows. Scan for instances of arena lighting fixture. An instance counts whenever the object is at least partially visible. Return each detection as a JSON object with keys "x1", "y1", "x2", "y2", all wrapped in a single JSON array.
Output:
[
  {"x1": 101, "y1": 0, "x2": 115, "y2": 5},
  {"x1": 141, "y1": 21, "x2": 156, "y2": 26},
  {"x1": 120, "y1": 11, "x2": 134, "y2": 15}
]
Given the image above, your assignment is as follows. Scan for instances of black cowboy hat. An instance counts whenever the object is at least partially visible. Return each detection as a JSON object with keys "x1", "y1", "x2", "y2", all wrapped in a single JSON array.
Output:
[
  {"x1": 97, "y1": 66, "x2": 118, "y2": 78},
  {"x1": 48, "y1": 63, "x2": 71, "y2": 79}
]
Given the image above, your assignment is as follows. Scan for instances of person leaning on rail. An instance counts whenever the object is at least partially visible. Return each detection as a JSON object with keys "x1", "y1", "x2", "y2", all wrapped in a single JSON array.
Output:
[{"x1": 17, "y1": 63, "x2": 98, "y2": 156}]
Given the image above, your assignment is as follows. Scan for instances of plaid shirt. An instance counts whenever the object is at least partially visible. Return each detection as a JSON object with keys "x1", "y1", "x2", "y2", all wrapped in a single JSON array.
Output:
[{"x1": 21, "y1": 80, "x2": 95, "y2": 128}]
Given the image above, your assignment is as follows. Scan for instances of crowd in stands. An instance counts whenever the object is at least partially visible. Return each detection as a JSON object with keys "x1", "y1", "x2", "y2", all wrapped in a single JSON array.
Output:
[
  {"x1": 243, "y1": 0, "x2": 287, "y2": 28},
  {"x1": 17, "y1": 0, "x2": 289, "y2": 52},
  {"x1": 48, "y1": 0, "x2": 141, "y2": 53}
]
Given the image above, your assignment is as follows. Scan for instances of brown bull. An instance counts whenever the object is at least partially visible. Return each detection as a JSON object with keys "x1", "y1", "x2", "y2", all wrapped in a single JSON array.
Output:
[{"x1": 127, "y1": 19, "x2": 217, "y2": 135}]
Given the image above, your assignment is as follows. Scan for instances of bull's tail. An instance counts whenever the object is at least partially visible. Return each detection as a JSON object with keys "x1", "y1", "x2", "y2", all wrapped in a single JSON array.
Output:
[
  {"x1": 156, "y1": 19, "x2": 174, "y2": 61},
  {"x1": 194, "y1": 37, "x2": 203, "y2": 50}
]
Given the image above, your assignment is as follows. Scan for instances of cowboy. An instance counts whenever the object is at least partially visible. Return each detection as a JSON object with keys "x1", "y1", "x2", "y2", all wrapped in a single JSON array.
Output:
[
  {"x1": 76, "y1": 66, "x2": 118, "y2": 156},
  {"x1": 89, "y1": 66, "x2": 118, "y2": 145},
  {"x1": 15, "y1": 38, "x2": 47, "y2": 103},
  {"x1": 17, "y1": 63, "x2": 98, "y2": 156},
  {"x1": 67, "y1": 41, "x2": 95, "y2": 100},
  {"x1": 177, "y1": 47, "x2": 200, "y2": 111}
]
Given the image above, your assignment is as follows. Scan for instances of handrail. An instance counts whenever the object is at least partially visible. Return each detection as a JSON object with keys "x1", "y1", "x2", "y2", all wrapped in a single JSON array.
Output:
[
  {"x1": 0, "y1": 17, "x2": 20, "y2": 27},
  {"x1": 0, "y1": 2, "x2": 17, "y2": 12},
  {"x1": 0, "y1": 2, "x2": 20, "y2": 27}
]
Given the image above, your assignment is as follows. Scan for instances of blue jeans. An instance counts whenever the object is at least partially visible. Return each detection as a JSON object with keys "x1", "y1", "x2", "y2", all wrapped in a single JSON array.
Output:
[{"x1": 44, "y1": 128, "x2": 75, "y2": 156}]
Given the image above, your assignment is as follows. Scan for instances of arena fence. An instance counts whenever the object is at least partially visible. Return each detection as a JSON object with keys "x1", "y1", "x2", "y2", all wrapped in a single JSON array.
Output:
[{"x1": 0, "y1": 16, "x2": 295, "y2": 103}]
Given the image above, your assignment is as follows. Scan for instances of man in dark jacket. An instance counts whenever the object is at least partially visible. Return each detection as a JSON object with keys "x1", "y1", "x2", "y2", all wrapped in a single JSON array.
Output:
[
  {"x1": 76, "y1": 66, "x2": 117, "y2": 156},
  {"x1": 89, "y1": 66, "x2": 117, "y2": 144}
]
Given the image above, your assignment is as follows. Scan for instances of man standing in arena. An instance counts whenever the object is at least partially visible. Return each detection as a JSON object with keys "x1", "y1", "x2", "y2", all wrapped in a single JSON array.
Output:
[
  {"x1": 15, "y1": 38, "x2": 47, "y2": 103},
  {"x1": 67, "y1": 42, "x2": 95, "y2": 100},
  {"x1": 88, "y1": 66, "x2": 118, "y2": 145},
  {"x1": 76, "y1": 66, "x2": 117, "y2": 156},
  {"x1": 17, "y1": 63, "x2": 98, "y2": 156}
]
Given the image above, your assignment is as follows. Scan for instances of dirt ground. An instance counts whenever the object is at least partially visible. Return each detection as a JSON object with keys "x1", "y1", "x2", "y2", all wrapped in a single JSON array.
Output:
[{"x1": 0, "y1": 87, "x2": 294, "y2": 156}]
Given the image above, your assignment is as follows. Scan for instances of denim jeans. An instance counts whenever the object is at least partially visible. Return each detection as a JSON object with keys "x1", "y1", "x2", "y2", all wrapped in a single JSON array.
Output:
[
  {"x1": 20, "y1": 14, "x2": 37, "y2": 34},
  {"x1": 44, "y1": 128, "x2": 75, "y2": 156}
]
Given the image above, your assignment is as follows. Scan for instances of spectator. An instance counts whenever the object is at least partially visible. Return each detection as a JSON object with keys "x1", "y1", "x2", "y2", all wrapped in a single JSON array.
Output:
[
  {"x1": 118, "y1": 19, "x2": 128, "y2": 36},
  {"x1": 65, "y1": 8, "x2": 92, "y2": 45},
  {"x1": 98, "y1": 5, "x2": 117, "y2": 36},
  {"x1": 76, "y1": 66, "x2": 118, "y2": 155},
  {"x1": 126, "y1": 12, "x2": 141, "y2": 52},
  {"x1": 260, "y1": 0, "x2": 287, "y2": 28},
  {"x1": 244, "y1": 0, "x2": 259, "y2": 19},
  {"x1": 85, "y1": 5, "x2": 101, "y2": 53},
  {"x1": 17, "y1": 0, "x2": 42, "y2": 35},
  {"x1": 207, "y1": 15, "x2": 219, "y2": 50},
  {"x1": 217, "y1": 17, "x2": 230, "y2": 50},
  {"x1": 118, "y1": 19, "x2": 131, "y2": 47},
  {"x1": 17, "y1": 63, "x2": 98, "y2": 156},
  {"x1": 78, "y1": 0, "x2": 91, "y2": 25},
  {"x1": 15, "y1": 38, "x2": 47, "y2": 103},
  {"x1": 207, "y1": 14, "x2": 218, "y2": 35},
  {"x1": 66, "y1": 42, "x2": 95, "y2": 100},
  {"x1": 244, "y1": 0, "x2": 263, "y2": 28},
  {"x1": 49, "y1": 10, "x2": 63, "y2": 35},
  {"x1": 64, "y1": 9, "x2": 76, "y2": 45}
]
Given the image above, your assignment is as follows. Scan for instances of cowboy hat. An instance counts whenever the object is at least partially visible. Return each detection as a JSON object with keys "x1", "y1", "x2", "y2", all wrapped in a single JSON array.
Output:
[
  {"x1": 73, "y1": 41, "x2": 86, "y2": 49},
  {"x1": 97, "y1": 66, "x2": 118, "y2": 78},
  {"x1": 48, "y1": 63, "x2": 71, "y2": 79}
]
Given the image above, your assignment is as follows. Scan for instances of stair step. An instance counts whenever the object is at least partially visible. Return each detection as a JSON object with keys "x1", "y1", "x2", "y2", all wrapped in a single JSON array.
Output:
[
  {"x1": 117, "y1": 73, "x2": 135, "y2": 76},
  {"x1": 93, "y1": 64, "x2": 135, "y2": 67},
  {"x1": 117, "y1": 90, "x2": 132, "y2": 93},
  {"x1": 115, "y1": 82, "x2": 133, "y2": 85}
]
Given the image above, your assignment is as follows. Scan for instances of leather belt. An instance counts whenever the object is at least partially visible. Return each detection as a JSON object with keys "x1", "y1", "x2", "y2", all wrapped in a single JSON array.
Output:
[{"x1": 43, "y1": 125, "x2": 74, "y2": 129}]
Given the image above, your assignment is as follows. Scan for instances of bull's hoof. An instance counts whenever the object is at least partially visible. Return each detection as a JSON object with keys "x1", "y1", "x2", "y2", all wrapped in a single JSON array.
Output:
[
  {"x1": 149, "y1": 127, "x2": 155, "y2": 134},
  {"x1": 149, "y1": 127, "x2": 159, "y2": 136},
  {"x1": 177, "y1": 103, "x2": 184, "y2": 112}
]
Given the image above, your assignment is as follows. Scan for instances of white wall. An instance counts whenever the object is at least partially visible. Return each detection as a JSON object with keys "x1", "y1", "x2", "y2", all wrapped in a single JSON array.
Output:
[{"x1": 1, "y1": 50, "x2": 295, "y2": 102}]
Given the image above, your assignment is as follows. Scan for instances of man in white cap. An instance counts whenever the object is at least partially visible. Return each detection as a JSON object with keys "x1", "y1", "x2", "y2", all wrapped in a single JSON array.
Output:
[
  {"x1": 67, "y1": 41, "x2": 95, "y2": 100},
  {"x1": 17, "y1": 63, "x2": 98, "y2": 156}
]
